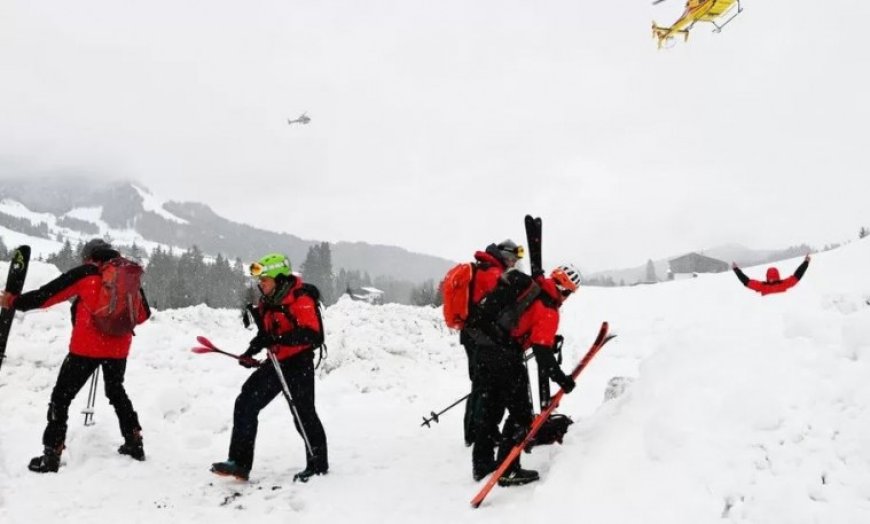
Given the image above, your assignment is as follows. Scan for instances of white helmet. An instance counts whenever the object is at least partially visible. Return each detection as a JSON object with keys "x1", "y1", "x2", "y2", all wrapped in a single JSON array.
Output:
[{"x1": 551, "y1": 264, "x2": 581, "y2": 293}]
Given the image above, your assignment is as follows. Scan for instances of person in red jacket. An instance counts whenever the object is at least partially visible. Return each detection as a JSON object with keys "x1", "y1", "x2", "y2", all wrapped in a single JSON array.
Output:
[
  {"x1": 732, "y1": 254, "x2": 811, "y2": 296},
  {"x1": 0, "y1": 239, "x2": 151, "y2": 473},
  {"x1": 211, "y1": 253, "x2": 328, "y2": 482},
  {"x1": 460, "y1": 240, "x2": 523, "y2": 446},
  {"x1": 469, "y1": 263, "x2": 580, "y2": 486}
]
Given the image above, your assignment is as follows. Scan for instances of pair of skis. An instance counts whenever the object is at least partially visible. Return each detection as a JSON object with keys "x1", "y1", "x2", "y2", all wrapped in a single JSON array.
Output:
[
  {"x1": 524, "y1": 215, "x2": 553, "y2": 412},
  {"x1": 470, "y1": 321, "x2": 616, "y2": 508}
]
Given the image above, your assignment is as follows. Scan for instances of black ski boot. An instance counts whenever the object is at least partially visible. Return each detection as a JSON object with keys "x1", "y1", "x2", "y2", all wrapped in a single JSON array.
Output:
[
  {"x1": 497, "y1": 467, "x2": 539, "y2": 487},
  {"x1": 118, "y1": 431, "x2": 145, "y2": 461},
  {"x1": 293, "y1": 464, "x2": 328, "y2": 483},
  {"x1": 210, "y1": 460, "x2": 250, "y2": 481},
  {"x1": 472, "y1": 461, "x2": 497, "y2": 481},
  {"x1": 28, "y1": 446, "x2": 62, "y2": 473}
]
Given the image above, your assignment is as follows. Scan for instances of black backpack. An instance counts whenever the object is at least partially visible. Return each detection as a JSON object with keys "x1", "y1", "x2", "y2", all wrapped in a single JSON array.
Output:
[
  {"x1": 527, "y1": 414, "x2": 573, "y2": 449},
  {"x1": 463, "y1": 269, "x2": 541, "y2": 347}
]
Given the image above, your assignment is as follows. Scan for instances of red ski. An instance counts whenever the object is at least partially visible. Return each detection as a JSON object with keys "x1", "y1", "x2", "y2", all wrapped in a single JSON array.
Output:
[{"x1": 470, "y1": 321, "x2": 615, "y2": 508}]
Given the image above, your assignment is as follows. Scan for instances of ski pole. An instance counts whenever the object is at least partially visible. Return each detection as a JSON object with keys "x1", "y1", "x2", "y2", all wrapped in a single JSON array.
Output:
[
  {"x1": 82, "y1": 367, "x2": 100, "y2": 426},
  {"x1": 421, "y1": 392, "x2": 471, "y2": 427},
  {"x1": 266, "y1": 349, "x2": 314, "y2": 457},
  {"x1": 194, "y1": 336, "x2": 310, "y2": 456},
  {"x1": 423, "y1": 352, "x2": 536, "y2": 428}
]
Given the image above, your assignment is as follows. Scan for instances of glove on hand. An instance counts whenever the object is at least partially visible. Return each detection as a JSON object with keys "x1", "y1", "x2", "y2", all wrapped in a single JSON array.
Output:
[
  {"x1": 0, "y1": 291, "x2": 18, "y2": 309},
  {"x1": 554, "y1": 372, "x2": 576, "y2": 394},
  {"x1": 248, "y1": 332, "x2": 278, "y2": 353},
  {"x1": 238, "y1": 355, "x2": 260, "y2": 368}
]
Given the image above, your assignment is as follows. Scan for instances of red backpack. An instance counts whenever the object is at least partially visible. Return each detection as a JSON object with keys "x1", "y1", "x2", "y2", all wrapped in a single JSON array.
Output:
[
  {"x1": 441, "y1": 263, "x2": 475, "y2": 330},
  {"x1": 92, "y1": 257, "x2": 145, "y2": 336}
]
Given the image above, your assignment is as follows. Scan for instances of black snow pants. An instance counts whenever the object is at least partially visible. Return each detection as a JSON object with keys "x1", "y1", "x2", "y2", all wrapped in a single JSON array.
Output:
[
  {"x1": 228, "y1": 351, "x2": 328, "y2": 472},
  {"x1": 471, "y1": 344, "x2": 533, "y2": 475},
  {"x1": 461, "y1": 332, "x2": 484, "y2": 446},
  {"x1": 43, "y1": 353, "x2": 141, "y2": 450}
]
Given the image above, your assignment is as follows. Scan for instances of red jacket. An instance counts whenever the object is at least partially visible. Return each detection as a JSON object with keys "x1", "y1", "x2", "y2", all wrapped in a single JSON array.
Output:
[
  {"x1": 13, "y1": 263, "x2": 150, "y2": 359},
  {"x1": 734, "y1": 259, "x2": 810, "y2": 296},
  {"x1": 511, "y1": 277, "x2": 563, "y2": 349},
  {"x1": 255, "y1": 277, "x2": 323, "y2": 361},
  {"x1": 470, "y1": 251, "x2": 508, "y2": 305}
]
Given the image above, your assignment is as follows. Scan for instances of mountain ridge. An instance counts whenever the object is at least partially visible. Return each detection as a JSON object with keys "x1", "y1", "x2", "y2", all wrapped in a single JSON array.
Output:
[{"x1": 0, "y1": 175, "x2": 454, "y2": 283}]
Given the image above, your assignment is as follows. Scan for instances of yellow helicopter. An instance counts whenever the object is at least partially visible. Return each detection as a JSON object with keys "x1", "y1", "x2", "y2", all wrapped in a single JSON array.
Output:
[{"x1": 652, "y1": 0, "x2": 743, "y2": 48}]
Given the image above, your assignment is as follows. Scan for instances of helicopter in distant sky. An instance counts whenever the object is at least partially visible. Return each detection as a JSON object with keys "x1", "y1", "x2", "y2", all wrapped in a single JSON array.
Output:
[
  {"x1": 287, "y1": 112, "x2": 311, "y2": 125},
  {"x1": 652, "y1": 0, "x2": 743, "y2": 49}
]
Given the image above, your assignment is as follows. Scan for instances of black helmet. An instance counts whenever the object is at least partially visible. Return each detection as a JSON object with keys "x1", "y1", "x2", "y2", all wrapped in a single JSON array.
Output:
[
  {"x1": 487, "y1": 239, "x2": 524, "y2": 267},
  {"x1": 80, "y1": 238, "x2": 114, "y2": 261},
  {"x1": 496, "y1": 239, "x2": 523, "y2": 259}
]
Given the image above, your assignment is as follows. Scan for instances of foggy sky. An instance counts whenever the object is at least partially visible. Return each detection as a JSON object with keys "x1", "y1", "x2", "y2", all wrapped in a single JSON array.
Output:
[{"x1": 1, "y1": 0, "x2": 867, "y2": 271}]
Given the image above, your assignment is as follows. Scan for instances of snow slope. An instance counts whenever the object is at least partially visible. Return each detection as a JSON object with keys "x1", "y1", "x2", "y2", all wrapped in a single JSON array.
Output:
[
  {"x1": 130, "y1": 185, "x2": 189, "y2": 225},
  {"x1": 1, "y1": 239, "x2": 870, "y2": 523},
  {"x1": 0, "y1": 198, "x2": 182, "y2": 260}
]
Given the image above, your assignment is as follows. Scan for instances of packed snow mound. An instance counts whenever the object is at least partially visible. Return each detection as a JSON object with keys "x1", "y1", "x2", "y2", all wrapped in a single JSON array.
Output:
[
  {"x1": 1, "y1": 239, "x2": 869, "y2": 523},
  {"x1": 541, "y1": 240, "x2": 870, "y2": 524}
]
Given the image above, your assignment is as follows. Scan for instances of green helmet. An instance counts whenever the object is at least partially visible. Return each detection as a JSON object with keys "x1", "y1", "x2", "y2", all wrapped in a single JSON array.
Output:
[{"x1": 250, "y1": 253, "x2": 292, "y2": 279}]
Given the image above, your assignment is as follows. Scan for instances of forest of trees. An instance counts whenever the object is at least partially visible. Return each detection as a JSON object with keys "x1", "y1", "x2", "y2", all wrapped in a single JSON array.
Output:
[
  {"x1": 0, "y1": 212, "x2": 50, "y2": 239},
  {"x1": 43, "y1": 239, "x2": 249, "y2": 309},
  {"x1": 10, "y1": 238, "x2": 444, "y2": 309}
]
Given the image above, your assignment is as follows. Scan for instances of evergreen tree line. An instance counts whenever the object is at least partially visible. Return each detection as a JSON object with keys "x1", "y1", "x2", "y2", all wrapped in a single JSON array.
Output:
[
  {"x1": 40, "y1": 239, "x2": 248, "y2": 309},
  {"x1": 409, "y1": 279, "x2": 442, "y2": 307},
  {"x1": 57, "y1": 216, "x2": 100, "y2": 235},
  {"x1": 299, "y1": 242, "x2": 443, "y2": 306},
  {"x1": 143, "y1": 246, "x2": 248, "y2": 310},
  {"x1": 34, "y1": 238, "x2": 444, "y2": 308},
  {"x1": 0, "y1": 212, "x2": 50, "y2": 239}
]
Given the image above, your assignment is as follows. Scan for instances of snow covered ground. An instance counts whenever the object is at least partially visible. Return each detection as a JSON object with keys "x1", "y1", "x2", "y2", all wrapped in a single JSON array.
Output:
[{"x1": 1, "y1": 238, "x2": 870, "y2": 523}]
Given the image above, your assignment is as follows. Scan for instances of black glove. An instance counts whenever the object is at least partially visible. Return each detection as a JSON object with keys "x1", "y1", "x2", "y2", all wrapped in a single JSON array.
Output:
[
  {"x1": 238, "y1": 354, "x2": 260, "y2": 368},
  {"x1": 237, "y1": 344, "x2": 262, "y2": 368},
  {"x1": 554, "y1": 372, "x2": 575, "y2": 394},
  {"x1": 532, "y1": 343, "x2": 575, "y2": 393},
  {"x1": 247, "y1": 332, "x2": 276, "y2": 353}
]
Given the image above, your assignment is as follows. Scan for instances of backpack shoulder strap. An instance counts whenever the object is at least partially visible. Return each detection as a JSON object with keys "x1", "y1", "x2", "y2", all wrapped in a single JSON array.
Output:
[
  {"x1": 467, "y1": 261, "x2": 479, "y2": 310},
  {"x1": 293, "y1": 282, "x2": 322, "y2": 303},
  {"x1": 289, "y1": 283, "x2": 327, "y2": 366},
  {"x1": 496, "y1": 280, "x2": 541, "y2": 332}
]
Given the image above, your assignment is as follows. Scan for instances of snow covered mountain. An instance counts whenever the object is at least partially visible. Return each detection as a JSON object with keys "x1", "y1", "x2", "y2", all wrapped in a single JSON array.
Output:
[
  {"x1": 1, "y1": 237, "x2": 868, "y2": 523},
  {"x1": 0, "y1": 176, "x2": 454, "y2": 283}
]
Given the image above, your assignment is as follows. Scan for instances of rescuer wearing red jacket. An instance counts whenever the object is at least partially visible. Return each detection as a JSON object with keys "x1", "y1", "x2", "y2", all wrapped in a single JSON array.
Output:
[
  {"x1": 732, "y1": 254, "x2": 811, "y2": 296},
  {"x1": 461, "y1": 240, "x2": 523, "y2": 446},
  {"x1": 211, "y1": 253, "x2": 328, "y2": 483},
  {"x1": 469, "y1": 264, "x2": 580, "y2": 487},
  {"x1": 0, "y1": 239, "x2": 151, "y2": 473}
]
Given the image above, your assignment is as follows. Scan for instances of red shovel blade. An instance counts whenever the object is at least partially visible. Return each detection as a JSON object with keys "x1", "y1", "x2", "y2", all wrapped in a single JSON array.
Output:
[{"x1": 196, "y1": 336, "x2": 219, "y2": 351}]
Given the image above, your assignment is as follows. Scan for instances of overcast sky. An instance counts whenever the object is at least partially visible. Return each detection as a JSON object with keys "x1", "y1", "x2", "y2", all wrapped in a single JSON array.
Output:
[{"x1": 1, "y1": 0, "x2": 867, "y2": 271}]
